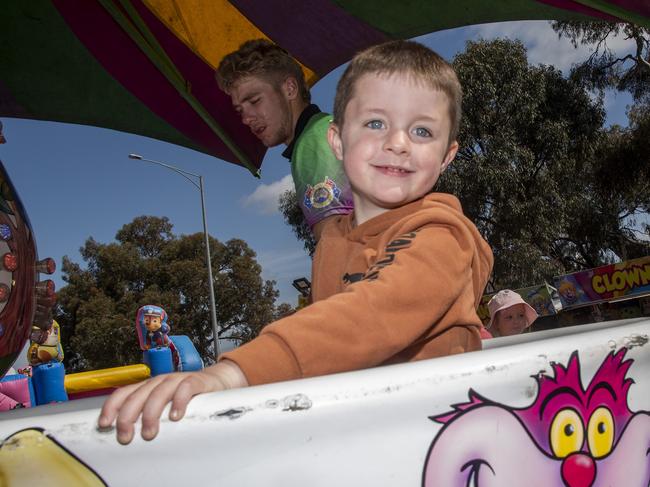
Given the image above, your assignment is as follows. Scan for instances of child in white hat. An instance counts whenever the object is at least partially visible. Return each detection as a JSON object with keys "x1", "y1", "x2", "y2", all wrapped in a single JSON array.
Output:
[{"x1": 487, "y1": 289, "x2": 538, "y2": 337}]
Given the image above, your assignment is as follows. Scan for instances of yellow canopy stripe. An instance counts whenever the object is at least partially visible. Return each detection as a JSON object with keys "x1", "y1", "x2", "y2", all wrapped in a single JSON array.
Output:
[{"x1": 144, "y1": 0, "x2": 318, "y2": 85}]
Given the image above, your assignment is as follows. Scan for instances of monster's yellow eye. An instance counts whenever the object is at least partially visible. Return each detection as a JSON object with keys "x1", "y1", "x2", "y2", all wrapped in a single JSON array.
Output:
[
  {"x1": 550, "y1": 409, "x2": 584, "y2": 458},
  {"x1": 587, "y1": 407, "x2": 614, "y2": 458}
]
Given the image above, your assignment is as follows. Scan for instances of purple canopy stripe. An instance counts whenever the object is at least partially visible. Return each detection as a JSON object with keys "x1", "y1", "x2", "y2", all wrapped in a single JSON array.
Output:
[
  {"x1": 230, "y1": 0, "x2": 389, "y2": 76},
  {"x1": 537, "y1": 0, "x2": 650, "y2": 26}
]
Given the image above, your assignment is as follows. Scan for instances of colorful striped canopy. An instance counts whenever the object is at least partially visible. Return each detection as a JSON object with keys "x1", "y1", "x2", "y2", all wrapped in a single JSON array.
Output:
[{"x1": 1, "y1": 0, "x2": 648, "y2": 176}]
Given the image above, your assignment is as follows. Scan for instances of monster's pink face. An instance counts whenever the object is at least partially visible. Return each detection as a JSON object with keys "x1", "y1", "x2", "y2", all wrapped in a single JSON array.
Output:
[{"x1": 423, "y1": 349, "x2": 650, "y2": 487}]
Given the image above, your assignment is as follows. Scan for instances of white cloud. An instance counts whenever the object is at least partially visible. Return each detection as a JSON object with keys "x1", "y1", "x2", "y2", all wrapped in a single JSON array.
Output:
[
  {"x1": 457, "y1": 20, "x2": 633, "y2": 127},
  {"x1": 467, "y1": 21, "x2": 631, "y2": 73},
  {"x1": 242, "y1": 174, "x2": 294, "y2": 214}
]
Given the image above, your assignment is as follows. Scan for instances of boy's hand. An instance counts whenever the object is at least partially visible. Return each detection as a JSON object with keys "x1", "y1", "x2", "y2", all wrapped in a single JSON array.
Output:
[{"x1": 97, "y1": 360, "x2": 248, "y2": 445}]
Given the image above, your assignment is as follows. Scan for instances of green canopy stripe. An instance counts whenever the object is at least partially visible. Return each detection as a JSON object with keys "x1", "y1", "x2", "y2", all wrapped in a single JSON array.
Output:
[{"x1": 1, "y1": 0, "x2": 201, "y2": 153}]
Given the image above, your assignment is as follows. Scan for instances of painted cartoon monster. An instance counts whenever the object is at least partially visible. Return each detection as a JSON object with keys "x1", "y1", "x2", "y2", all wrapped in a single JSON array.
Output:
[{"x1": 423, "y1": 349, "x2": 650, "y2": 486}]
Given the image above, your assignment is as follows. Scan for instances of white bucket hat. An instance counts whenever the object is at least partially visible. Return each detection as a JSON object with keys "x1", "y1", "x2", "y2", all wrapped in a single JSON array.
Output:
[{"x1": 487, "y1": 289, "x2": 538, "y2": 329}]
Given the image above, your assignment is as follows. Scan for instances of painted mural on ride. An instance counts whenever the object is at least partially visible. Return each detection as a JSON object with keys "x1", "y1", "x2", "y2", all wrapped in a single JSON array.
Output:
[{"x1": 423, "y1": 348, "x2": 649, "y2": 486}]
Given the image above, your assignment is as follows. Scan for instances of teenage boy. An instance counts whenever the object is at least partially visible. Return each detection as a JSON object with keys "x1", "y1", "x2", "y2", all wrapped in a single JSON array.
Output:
[
  {"x1": 99, "y1": 40, "x2": 493, "y2": 445},
  {"x1": 216, "y1": 39, "x2": 353, "y2": 240}
]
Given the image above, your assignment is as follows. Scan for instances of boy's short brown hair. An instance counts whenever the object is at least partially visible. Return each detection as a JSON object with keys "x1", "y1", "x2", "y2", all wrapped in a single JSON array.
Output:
[
  {"x1": 333, "y1": 40, "x2": 462, "y2": 143},
  {"x1": 216, "y1": 39, "x2": 310, "y2": 103}
]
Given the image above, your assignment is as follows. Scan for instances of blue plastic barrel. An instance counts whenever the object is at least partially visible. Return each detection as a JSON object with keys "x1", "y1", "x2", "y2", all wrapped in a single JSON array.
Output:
[
  {"x1": 143, "y1": 347, "x2": 173, "y2": 376},
  {"x1": 32, "y1": 362, "x2": 68, "y2": 405}
]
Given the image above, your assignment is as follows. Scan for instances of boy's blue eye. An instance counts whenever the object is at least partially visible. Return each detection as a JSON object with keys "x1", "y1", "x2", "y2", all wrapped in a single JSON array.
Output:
[
  {"x1": 366, "y1": 120, "x2": 384, "y2": 129},
  {"x1": 414, "y1": 127, "x2": 432, "y2": 137}
]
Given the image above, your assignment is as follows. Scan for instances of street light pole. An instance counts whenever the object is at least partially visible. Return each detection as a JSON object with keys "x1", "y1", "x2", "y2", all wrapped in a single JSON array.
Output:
[{"x1": 128, "y1": 153, "x2": 220, "y2": 360}]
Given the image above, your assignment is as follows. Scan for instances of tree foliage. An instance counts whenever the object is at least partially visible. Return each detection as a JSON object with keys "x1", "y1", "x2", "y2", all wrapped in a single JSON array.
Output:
[
  {"x1": 439, "y1": 38, "x2": 650, "y2": 289},
  {"x1": 56, "y1": 216, "x2": 285, "y2": 371},
  {"x1": 278, "y1": 188, "x2": 316, "y2": 255},
  {"x1": 551, "y1": 20, "x2": 650, "y2": 103}
]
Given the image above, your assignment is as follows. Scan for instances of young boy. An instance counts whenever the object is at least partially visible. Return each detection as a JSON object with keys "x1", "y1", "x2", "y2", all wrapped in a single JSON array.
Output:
[
  {"x1": 216, "y1": 39, "x2": 353, "y2": 240},
  {"x1": 98, "y1": 40, "x2": 493, "y2": 445}
]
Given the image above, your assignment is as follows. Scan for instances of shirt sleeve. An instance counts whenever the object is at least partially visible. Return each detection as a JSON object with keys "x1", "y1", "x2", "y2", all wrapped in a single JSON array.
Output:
[
  {"x1": 222, "y1": 224, "x2": 481, "y2": 385},
  {"x1": 290, "y1": 115, "x2": 354, "y2": 228}
]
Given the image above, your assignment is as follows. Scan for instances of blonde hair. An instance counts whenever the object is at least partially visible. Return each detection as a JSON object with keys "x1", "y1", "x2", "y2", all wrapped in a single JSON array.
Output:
[
  {"x1": 216, "y1": 39, "x2": 310, "y2": 103},
  {"x1": 333, "y1": 40, "x2": 462, "y2": 143}
]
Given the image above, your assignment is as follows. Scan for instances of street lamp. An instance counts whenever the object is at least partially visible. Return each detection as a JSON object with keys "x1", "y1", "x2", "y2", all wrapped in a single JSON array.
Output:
[
  {"x1": 292, "y1": 277, "x2": 311, "y2": 297},
  {"x1": 128, "y1": 153, "x2": 220, "y2": 360}
]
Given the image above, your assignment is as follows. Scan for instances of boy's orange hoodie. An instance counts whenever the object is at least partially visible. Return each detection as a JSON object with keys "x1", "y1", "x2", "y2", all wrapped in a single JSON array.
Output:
[{"x1": 222, "y1": 193, "x2": 493, "y2": 385}]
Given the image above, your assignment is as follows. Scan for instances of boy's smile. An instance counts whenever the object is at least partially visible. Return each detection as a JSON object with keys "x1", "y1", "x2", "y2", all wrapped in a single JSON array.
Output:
[
  {"x1": 229, "y1": 76, "x2": 294, "y2": 147},
  {"x1": 328, "y1": 73, "x2": 458, "y2": 225}
]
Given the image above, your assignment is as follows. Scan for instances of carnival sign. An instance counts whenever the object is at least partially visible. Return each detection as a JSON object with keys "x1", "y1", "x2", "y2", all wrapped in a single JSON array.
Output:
[{"x1": 553, "y1": 256, "x2": 650, "y2": 309}]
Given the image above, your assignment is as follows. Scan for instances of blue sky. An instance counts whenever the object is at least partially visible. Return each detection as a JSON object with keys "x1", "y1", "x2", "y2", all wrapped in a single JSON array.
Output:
[{"x1": 0, "y1": 21, "x2": 633, "y2": 313}]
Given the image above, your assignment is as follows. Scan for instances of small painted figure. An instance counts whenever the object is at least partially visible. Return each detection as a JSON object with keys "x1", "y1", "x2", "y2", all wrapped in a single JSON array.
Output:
[
  {"x1": 135, "y1": 305, "x2": 170, "y2": 351},
  {"x1": 27, "y1": 320, "x2": 64, "y2": 365}
]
